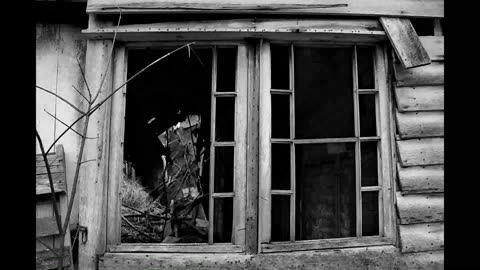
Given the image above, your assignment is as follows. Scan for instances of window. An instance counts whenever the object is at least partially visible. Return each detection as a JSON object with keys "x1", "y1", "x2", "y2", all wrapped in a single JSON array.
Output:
[{"x1": 259, "y1": 42, "x2": 394, "y2": 252}]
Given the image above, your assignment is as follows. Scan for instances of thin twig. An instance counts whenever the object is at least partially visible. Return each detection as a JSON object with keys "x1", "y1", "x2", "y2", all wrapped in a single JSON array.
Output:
[
  {"x1": 44, "y1": 109, "x2": 95, "y2": 139},
  {"x1": 36, "y1": 237, "x2": 59, "y2": 257},
  {"x1": 122, "y1": 216, "x2": 159, "y2": 242},
  {"x1": 72, "y1": 85, "x2": 89, "y2": 102},
  {"x1": 76, "y1": 58, "x2": 92, "y2": 101},
  {"x1": 36, "y1": 86, "x2": 85, "y2": 114},
  {"x1": 79, "y1": 159, "x2": 96, "y2": 165}
]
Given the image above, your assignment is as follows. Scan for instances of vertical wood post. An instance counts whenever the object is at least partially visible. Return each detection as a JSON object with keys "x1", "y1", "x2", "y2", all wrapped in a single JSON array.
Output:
[{"x1": 79, "y1": 14, "x2": 114, "y2": 270}]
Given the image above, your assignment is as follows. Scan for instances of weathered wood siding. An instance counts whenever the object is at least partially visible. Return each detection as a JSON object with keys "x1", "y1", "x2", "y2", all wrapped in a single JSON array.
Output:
[
  {"x1": 36, "y1": 23, "x2": 87, "y2": 228},
  {"x1": 393, "y1": 34, "x2": 444, "y2": 257}
]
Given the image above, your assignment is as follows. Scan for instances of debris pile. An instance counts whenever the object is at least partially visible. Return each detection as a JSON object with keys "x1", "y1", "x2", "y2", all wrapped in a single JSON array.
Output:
[{"x1": 121, "y1": 115, "x2": 209, "y2": 243}]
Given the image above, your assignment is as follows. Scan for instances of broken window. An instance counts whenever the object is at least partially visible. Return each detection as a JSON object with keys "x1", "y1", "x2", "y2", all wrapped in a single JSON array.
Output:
[
  {"x1": 122, "y1": 45, "x2": 245, "y2": 245},
  {"x1": 268, "y1": 44, "x2": 384, "y2": 243}
]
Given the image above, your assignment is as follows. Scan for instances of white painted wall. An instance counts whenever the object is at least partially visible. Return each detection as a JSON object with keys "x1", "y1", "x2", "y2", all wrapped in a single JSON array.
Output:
[{"x1": 36, "y1": 23, "x2": 87, "y2": 228}]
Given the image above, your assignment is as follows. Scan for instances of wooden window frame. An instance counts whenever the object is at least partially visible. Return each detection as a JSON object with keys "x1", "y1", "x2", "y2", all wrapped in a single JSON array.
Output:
[
  {"x1": 258, "y1": 41, "x2": 396, "y2": 253},
  {"x1": 106, "y1": 42, "x2": 249, "y2": 253}
]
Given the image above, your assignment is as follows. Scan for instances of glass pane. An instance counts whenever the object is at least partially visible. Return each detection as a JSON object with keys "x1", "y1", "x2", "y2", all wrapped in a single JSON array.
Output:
[
  {"x1": 271, "y1": 195, "x2": 290, "y2": 241},
  {"x1": 361, "y1": 141, "x2": 379, "y2": 187},
  {"x1": 359, "y1": 94, "x2": 377, "y2": 137},
  {"x1": 216, "y1": 47, "x2": 237, "y2": 92},
  {"x1": 271, "y1": 94, "x2": 290, "y2": 139},
  {"x1": 215, "y1": 97, "x2": 235, "y2": 142},
  {"x1": 213, "y1": 197, "x2": 233, "y2": 243},
  {"x1": 294, "y1": 47, "x2": 354, "y2": 139},
  {"x1": 357, "y1": 47, "x2": 375, "y2": 89},
  {"x1": 295, "y1": 143, "x2": 356, "y2": 240},
  {"x1": 362, "y1": 191, "x2": 379, "y2": 236},
  {"x1": 214, "y1": 147, "x2": 234, "y2": 193},
  {"x1": 272, "y1": 144, "x2": 291, "y2": 190},
  {"x1": 271, "y1": 45, "x2": 290, "y2": 90}
]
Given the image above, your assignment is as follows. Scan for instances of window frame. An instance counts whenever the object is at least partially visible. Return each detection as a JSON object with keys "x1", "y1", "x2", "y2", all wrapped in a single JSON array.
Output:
[
  {"x1": 106, "y1": 42, "x2": 250, "y2": 253},
  {"x1": 258, "y1": 41, "x2": 396, "y2": 253}
]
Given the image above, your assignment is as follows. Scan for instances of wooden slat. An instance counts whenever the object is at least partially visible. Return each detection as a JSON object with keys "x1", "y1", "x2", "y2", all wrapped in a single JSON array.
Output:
[
  {"x1": 262, "y1": 236, "x2": 391, "y2": 253},
  {"x1": 396, "y1": 138, "x2": 444, "y2": 166},
  {"x1": 107, "y1": 244, "x2": 244, "y2": 253},
  {"x1": 395, "y1": 111, "x2": 444, "y2": 139},
  {"x1": 380, "y1": 17, "x2": 430, "y2": 68},
  {"x1": 86, "y1": 0, "x2": 444, "y2": 18},
  {"x1": 397, "y1": 164, "x2": 444, "y2": 194},
  {"x1": 394, "y1": 62, "x2": 444, "y2": 87},
  {"x1": 36, "y1": 172, "x2": 67, "y2": 195},
  {"x1": 394, "y1": 85, "x2": 444, "y2": 112},
  {"x1": 399, "y1": 222, "x2": 444, "y2": 253},
  {"x1": 36, "y1": 247, "x2": 72, "y2": 270},
  {"x1": 396, "y1": 193, "x2": 444, "y2": 224},
  {"x1": 36, "y1": 216, "x2": 60, "y2": 237},
  {"x1": 36, "y1": 154, "x2": 62, "y2": 167},
  {"x1": 400, "y1": 250, "x2": 444, "y2": 269},
  {"x1": 36, "y1": 163, "x2": 64, "y2": 175},
  {"x1": 419, "y1": 36, "x2": 444, "y2": 61}
]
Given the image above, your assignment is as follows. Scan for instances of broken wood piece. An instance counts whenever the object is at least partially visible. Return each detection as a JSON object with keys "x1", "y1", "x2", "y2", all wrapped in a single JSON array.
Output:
[{"x1": 380, "y1": 17, "x2": 431, "y2": 68}]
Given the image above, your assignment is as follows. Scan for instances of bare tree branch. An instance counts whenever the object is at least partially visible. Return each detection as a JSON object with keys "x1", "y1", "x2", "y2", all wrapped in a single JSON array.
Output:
[
  {"x1": 36, "y1": 237, "x2": 59, "y2": 257},
  {"x1": 76, "y1": 58, "x2": 92, "y2": 101},
  {"x1": 44, "y1": 109, "x2": 96, "y2": 139},
  {"x1": 79, "y1": 159, "x2": 96, "y2": 165},
  {"x1": 72, "y1": 84, "x2": 89, "y2": 102},
  {"x1": 36, "y1": 86, "x2": 86, "y2": 114}
]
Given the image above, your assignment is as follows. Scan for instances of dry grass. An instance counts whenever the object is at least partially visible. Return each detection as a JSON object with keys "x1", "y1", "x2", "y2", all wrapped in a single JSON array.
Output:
[{"x1": 121, "y1": 177, "x2": 149, "y2": 210}]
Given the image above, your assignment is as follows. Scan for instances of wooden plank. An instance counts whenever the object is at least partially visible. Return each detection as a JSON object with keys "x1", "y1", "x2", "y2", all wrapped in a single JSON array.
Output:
[
  {"x1": 397, "y1": 164, "x2": 444, "y2": 194},
  {"x1": 36, "y1": 154, "x2": 62, "y2": 167},
  {"x1": 258, "y1": 41, "x2": 272, "y2": 244},
  {"x1": 36, "y1": 172, "x2": 67, "y2": 195},
  {"x1": 36, "y1": 203, "x2": 54, "y2": 251},
  {"x1": 419, "y1": 36, "x2": 444, "y2": 61},
  {"x1": 380, "y1": 17, "x2": 430, "y2": 68},
  {"x1": 395, "y1": 111, "x2": 444, "y2": 139},
  {"x1": 394, "y1": 62, "x2": 443, "y2": 87},
  {"x1": 399, "y1": 222, "x2": 444, "y2": 253},
  {"x1": 394, "y1": 85, "x2": 444, "y2": 112},
  {"x1": 36, "y1": 216, "x2": 60, "y2": 237},
  {"x1": 396, "y1": 138, "x2": 443, "y2": 166},
  {"x1": 396, "y1": 193, "x2": 444, "y2": 224},
  {"x1": 262, "y1": 236, "x2": 391, "y2": 253},
  {"x1": 245, "y1": 43, "x2": 259, "y2": 255},
  {"x1": 107, "y1": 45, "x2": 127, "y2": 246},
  {"x1": 233, "y1": 45, "x2": 248, "y2": 246},
  {"x1": 36, "y1": 163, "x2": 64, "y2": 175},
  {"x1": 36, "y1": 247, "x2": 72, "y2": 270},
  {"x1": 400, "y1": 250, "x2": 444, "y2": 270},
  {"x1": 107, "y1": 244, "x2": 244, "y2": 253},
  {"x1": 86, "y1": 0, "x2": 444, "y2": 18},
  {"x1": 433, "y1": 19, "x2": 443, "y2": 36}
]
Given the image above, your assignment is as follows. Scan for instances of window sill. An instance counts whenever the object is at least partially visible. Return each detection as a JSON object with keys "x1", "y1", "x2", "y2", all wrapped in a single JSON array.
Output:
[
  {"x1": 261, "y1": 236, "x2": 392, "y2": 253},
  {"x1": 107, "y1": 243, "x2": 244, "y2": 253}
]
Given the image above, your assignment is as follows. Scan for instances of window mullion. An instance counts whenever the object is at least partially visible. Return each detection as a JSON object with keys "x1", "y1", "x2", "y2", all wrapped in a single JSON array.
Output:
[
  {"x1": 353, "y1": 45, "x2": 363, "y2": 237},
  {"x1": 289, "y1": 43, "x2": 296, "y2": 242},
  {"x1": 208, "y1": 46, "x2": 217, "y2": 245}
]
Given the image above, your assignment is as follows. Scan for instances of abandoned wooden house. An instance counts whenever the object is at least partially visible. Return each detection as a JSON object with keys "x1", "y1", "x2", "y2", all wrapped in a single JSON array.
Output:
[{"x1": 36, "y1": 0, "x2": 444, "y2": 269}]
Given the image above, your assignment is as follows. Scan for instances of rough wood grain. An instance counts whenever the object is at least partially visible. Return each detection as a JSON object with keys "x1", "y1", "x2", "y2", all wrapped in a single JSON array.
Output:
[
  {"x1": 36, "y1": 172, "x2": 67, "y2": 195},
  {"x1": 86, "y1": 0, "x2": 444, "y2": 18},
  {"x1": 395, "y1": 111, "x2": 444, "y2": 139},
  {"x1": 380, "y1": 17, "x2": 430, "y2": 68},
  {"x1": 36, "y1": 216, "x2": 60, "y2": 237},
  {"x1": 419, "y1": 36, "x2": 443, "y2": 61},
  {"x1": 396, "y1": 193, "x2": 444, "y2": 224},
  {"x1": 397, "y1": 164, "x2": 444, "y2": 194},
  {"x1": 396, "y1": 138, "x2": 444, "y2": 166},
  {"x1": 36, "y1": 247, "x2": 72, "y2": 270},
  {"x1": 36, "y1": 163, "x2": 64, "y2": 175},
  {"x1": 394, "y1": 62, "x2": 443, "y2": 87},
  {"x1": 399, "y1": 222, "x2": 444, "y2": 253},
  {"x1": 108, "y1": 244, "x2": 244, "y2": 253},
  {"x1": 98, "y1": 245, "x2": 443, "y2": 270},
  {"x1": 262, "y1": 236, "x2": 391, "y2": 253},
  {"x1": 394, "y1": 85, "x2": 444, "y2": 112}
]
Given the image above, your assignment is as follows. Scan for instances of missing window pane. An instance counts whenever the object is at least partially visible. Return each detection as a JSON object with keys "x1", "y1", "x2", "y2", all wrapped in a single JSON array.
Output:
[
  {"x1": 216, "y1": 47, "x2": 237, "y2": 92},
  {"x1": 357, "y1": 47, "x2": 375, "y2": 89},
  {"x1": 272, "y1": 143, "x2": 291, "y2": 190},
  {"x1": 213, "y1": 197, "x2": 233, "y2": 243},
  {"x1": 362, "y1": 191, "x2": 379, "y2": 236},
  {"x1": 271, "y1": 94, "x2": 290, "y2": 139},
  {"x1": 215, "y1": 97, "x2": 235, "y2": 142},
  {"x1": 295, "y1": 143, "x2": 356, "y2": 240},
  {"x1": 214, "y1": 147, "x2": 234, "y2": 193},
  {"x1": 294, "y1": 47, "x2": 354, "y2": 139},
  {"x1": 271, "y1": 195, "x2": 290, "y2": 241},
  {"x1": 359, "y1": 94, "x2": 377, "y2": 137},
  {"x1": 361, "y1": 141, "x2": 379, "y2": 187},
  {"x1": 271, "y1": 45, "x2": 290, "y2": 90}
]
